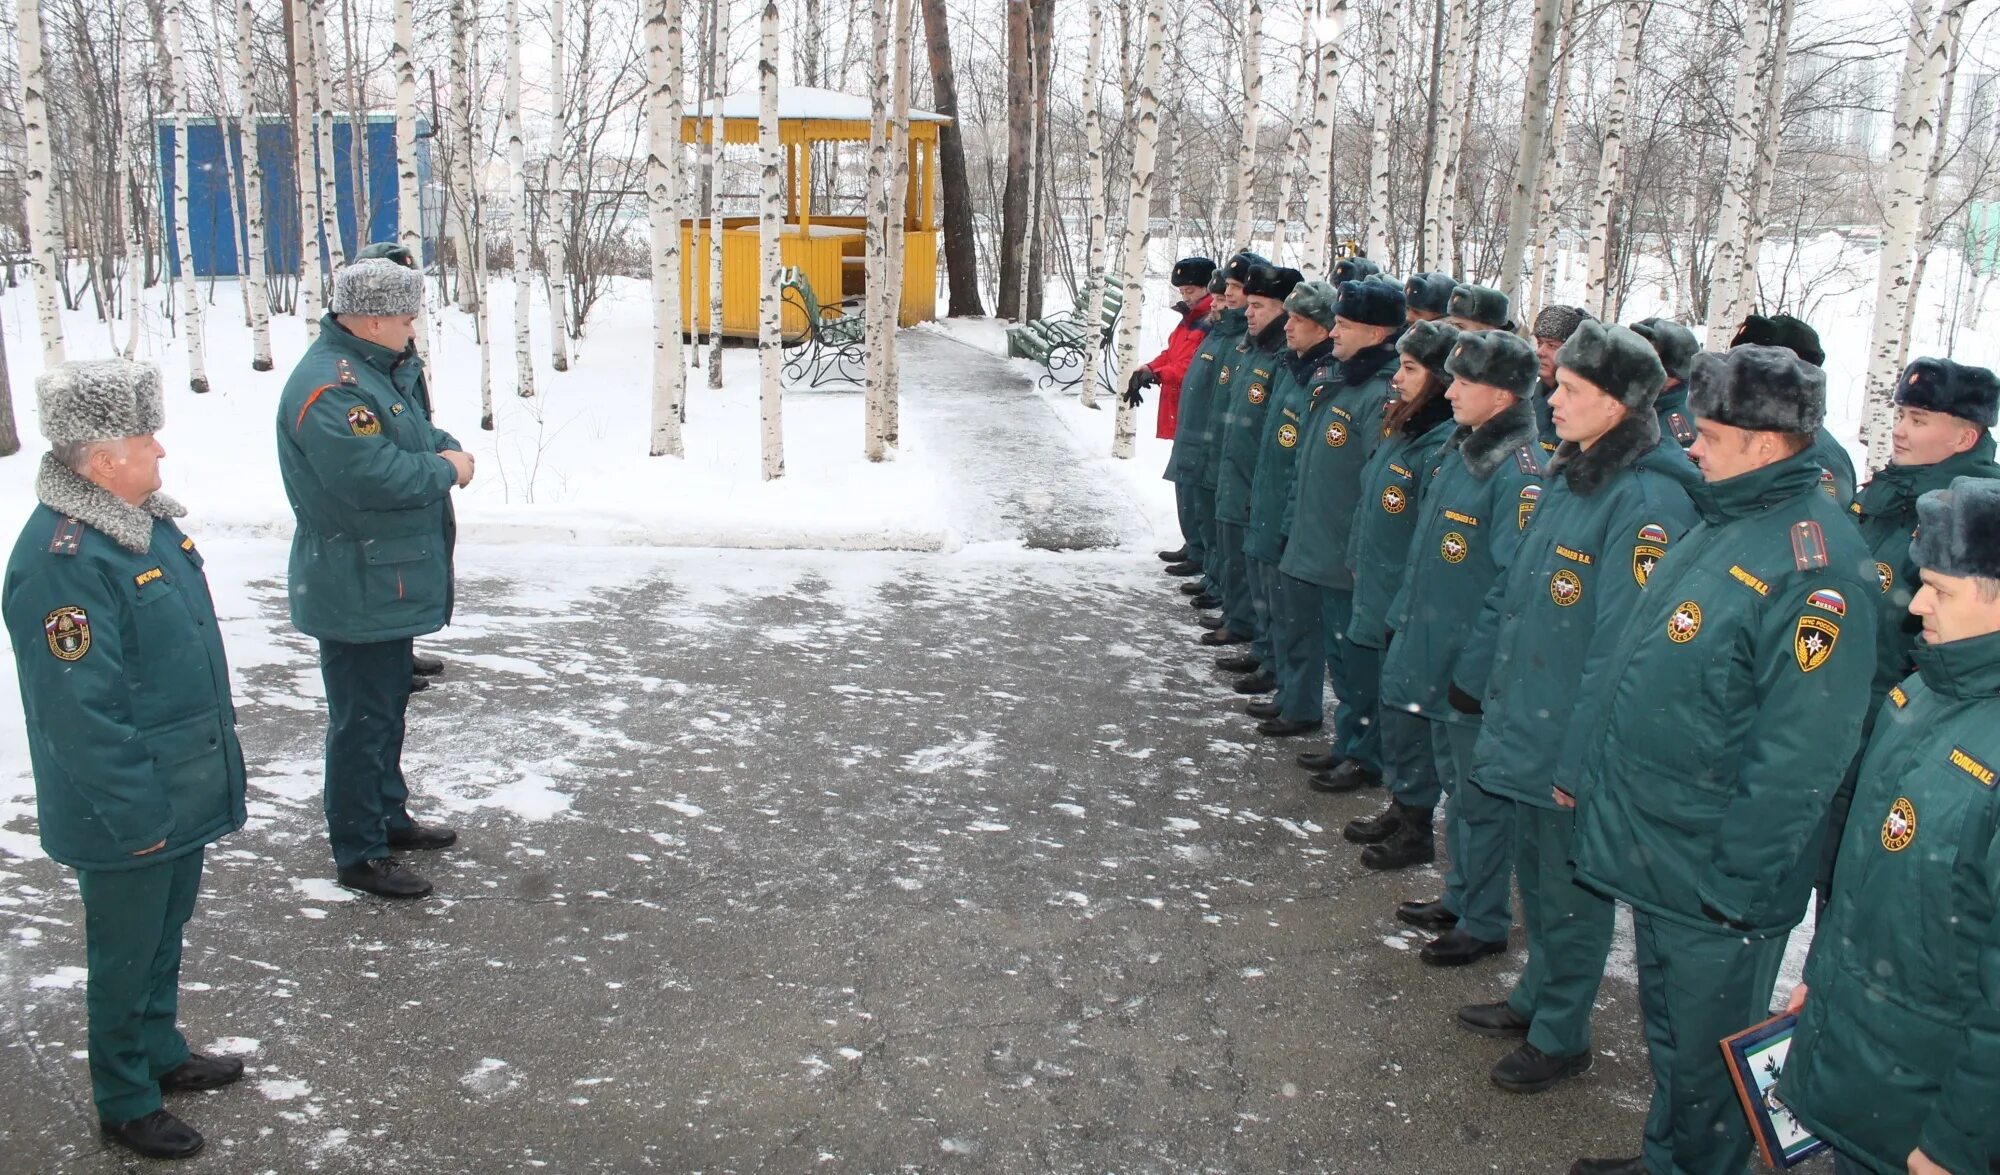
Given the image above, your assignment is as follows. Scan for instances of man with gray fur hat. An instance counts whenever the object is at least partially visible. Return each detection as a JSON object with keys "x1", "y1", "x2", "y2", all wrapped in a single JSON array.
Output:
[
  {"x1": 4, "y1": 359, "x2": 250, "y2": 1159},
  {"x1": 277, "y1": 257, "x2": 476, "y2": 900},
  {"x1": 1565, "y1": 345, "x2": 1877, "y2": 1175},
  {"x1": 1528, "y1": 304, "x2": 1594, "y2": 454},
  {"x1": 1445, "y1": 283, "x2": 1512, "y2": 333},
  {"x1": 1627, "y1": 317, "x2": 1701, "y2": 448}
]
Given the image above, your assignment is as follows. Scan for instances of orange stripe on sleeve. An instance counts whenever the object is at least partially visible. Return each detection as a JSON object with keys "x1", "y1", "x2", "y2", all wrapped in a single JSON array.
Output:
[{"x1": 294, "y1": 385, "x2": 332, "y2": 431}]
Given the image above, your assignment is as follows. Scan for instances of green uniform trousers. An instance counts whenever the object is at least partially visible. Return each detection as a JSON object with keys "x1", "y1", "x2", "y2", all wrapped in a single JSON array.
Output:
[
  {"x1": 1173, "y1": 481, "x2": 1207, "y2": 569},
  {"x1": 320, "y1": 636, "x2": 419, "y2": 869},
  {"x1": 1191, "y1": 484, "x2": 1221, "y2": 595},
  {"x1": 1245, "y1": 555, "x2": 1279, "y2": 668},
  {"x1": 77, "y1": 850, "x2": 204, "y2": 1122},
  {"x1": 1433, "y1": 719, "x2": 1514, "y2": 943},
  {"x1": 1214, "y1": 522, "x2": 1257, "y2": 645},
  {"x1": 1380, "y1": 703, "x2": 1441, "y2": 808},
  {"x1": 1270, "y1": 570, "x2": 1325, "y2": 723},
  {"x1": 1631, "y1": 911, "x2": 1787, "y2": 1175},
  {"x1": 1505, "y1": 802, "x2": 1614, "y2": 1059},
  {"x1": 1321, "y1": 589, "x2": 1381, "y2": 774}
]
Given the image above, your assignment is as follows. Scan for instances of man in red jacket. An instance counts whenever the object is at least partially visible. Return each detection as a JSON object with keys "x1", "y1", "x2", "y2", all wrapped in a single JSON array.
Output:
[{"x1": 1127, "y1": 257, "x2": 1218, "y2": 440}]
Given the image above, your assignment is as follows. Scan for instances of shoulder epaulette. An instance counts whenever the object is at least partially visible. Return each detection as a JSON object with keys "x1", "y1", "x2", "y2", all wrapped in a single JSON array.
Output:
[
  {"x1": 1514, "y1": 447, "x2": 1541, "y2": 475},
  {"x1": 1790, "y1": 520, "x2": 1829, "y2": 571},
  {"x1": 1668, "y1": 411, "x2": 1695, "y2": 444},
  {"x1": 335, "y1": 356, "x2": 360, "y2": 386},
  {"x1": 48, "y1": 517, "x2": 82, "y2": 556}
]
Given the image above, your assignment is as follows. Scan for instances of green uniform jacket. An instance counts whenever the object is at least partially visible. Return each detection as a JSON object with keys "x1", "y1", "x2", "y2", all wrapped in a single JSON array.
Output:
[
  {"x1": 1347, "y1": 410, "x2": 1457, "y2": 650},
  {"x1": 1812, "y1": 426, "x2": 1858, "y2": 509},
  {"x1": 1211, "y1": 320, "x2": 1288, "y2": 523},
  {"x1": 3, "y1": 477, "x2": 246, "y2": 872},
  {"x1": 1279, "y1": 340, "x2": 1397, "y2": 590},
  {"x1": 1470, "y1": 415, "x2": 1701, "y2": 809},
  {"x1": 1530, "y1": 381, "x2": 1562, "y2": 458},
  {"x1": 1569, "y1": 451, "x2": 1878, "y2": 936},
  {"x1": 1784, "y1": 631, "x2": 2000, "y2": 1175},
  {"x1": 276, "y1": 315, "x2": 461, "y2": 644},
  {"x1": 1196, "y1": 316, "x2": 1256, "y2": 491},
  {"x1": 1378, "y1": 398, "x2": 1545, "y2": 724},
  {"x1": 1243, "y1": 339, "x2": 1334, "y2": 564},
  {"x1": 1854, "y1": 438, "x2": 2000, "y2": 709},
  {"x1": 1654, "y1": 383, "x2": 1698, "y2": 449},
  {"x1": 1164, "y1": 309, "x2": 1240, "y2": 484}
]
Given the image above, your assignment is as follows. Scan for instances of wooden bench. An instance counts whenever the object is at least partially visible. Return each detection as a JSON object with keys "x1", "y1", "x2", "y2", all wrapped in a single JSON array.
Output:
[
  {"x1": 1004, "y1": 277, "x2": 1125, "y2": 393},
  {"x1": 778, "y1": 266, "x2": 867, "y2": 389}
]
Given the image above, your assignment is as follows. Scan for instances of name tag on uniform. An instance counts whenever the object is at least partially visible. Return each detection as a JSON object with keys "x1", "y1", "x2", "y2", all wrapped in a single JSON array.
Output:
[
  {"x1": 1951, "y1": 747, "x2": 1996, "y2": 788},
  {"x1": 134, "y1": 567, "x2": 164, "y2": 588},
  {"x1": 1444, "y1": 509, "x2": 1480, "y2": 527},
  {"x1": 1556, "y1": 545, "x2": 1594, "y2": 566}
]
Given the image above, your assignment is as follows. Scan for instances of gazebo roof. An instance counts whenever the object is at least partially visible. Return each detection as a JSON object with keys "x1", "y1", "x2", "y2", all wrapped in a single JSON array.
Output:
[{"x1": 681, "y1": 85, "x2": 948, "y2": 144}]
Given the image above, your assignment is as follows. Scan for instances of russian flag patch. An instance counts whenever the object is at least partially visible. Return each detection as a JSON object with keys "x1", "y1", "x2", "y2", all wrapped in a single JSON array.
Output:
[{"x1": 1806, "y1": 588, "x2": 1848, "y2": 617}]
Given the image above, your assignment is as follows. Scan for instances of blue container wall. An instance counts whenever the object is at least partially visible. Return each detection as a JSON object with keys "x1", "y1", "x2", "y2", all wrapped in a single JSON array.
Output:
[{"x1": 160, "y1": 117, "x2": 432, "y2": 278}]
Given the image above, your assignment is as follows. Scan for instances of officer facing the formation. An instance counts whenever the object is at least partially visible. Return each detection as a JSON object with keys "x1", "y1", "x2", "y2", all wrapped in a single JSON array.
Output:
[
  {"x1": 1196, "y1": 252, "x2": 1270, "y2": 652},
  {"x1": 1161, "y1": 265, "x2": 1231, "y2": 596},
  {"x1": 1208, "y1": 264, "x2": 1299, "y2": 658},
  {"x1": 1282, "y1": 278, "x2": 1406, "y2": 792},
  {"x1": 1730, "y1": 312, "x2": 1858, "y2": 507},
  {"x1": 1445, "y1": 283, "x2": 1512, "y2": 333},
  {"x1": 1454, "y1": 322, "x2": 1700, "y2": 1095},
  {"x1": 1566, "y1": 345, "x2": 1877, "y2": 1175},
  {"x1": 1403, "y1": 273, "x2": 1456, "y2": 324},
  {"x1": 1781, "y1": 476, "x2": 2000, "y2": 1175},
  {"x1": 1375, "y1": 329, "x2": 1544, "y2": 968},
  {"x1": 277, "y1": 258, "x2": 474, "y2": 899},
  {"x1": 1128, "y1": 255, "x2": 1216, "y2": 448},
  {"x1": 1627, "y1": 317, "x2": 1701, "y2": 448},
  {"x1": 3, "y1": 360, "x2": 249, "y2": 1160},
  {"x1": 1528, "y1": 304, "x2": 1594, "y2": 453}
]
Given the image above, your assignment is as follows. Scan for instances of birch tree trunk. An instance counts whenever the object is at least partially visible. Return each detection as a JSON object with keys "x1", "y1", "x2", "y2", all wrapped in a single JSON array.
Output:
[
  {"x1": 1738, "y1": 0, "x2": 1798, "y2": 317},
  {"x1": 115, "y1": 75, "x2": 142, "y2": 358},
  {"x1": 1900, "y1": 6, "x2": 1962, "y2": 362},
  {"x1": 393, "y1": 0, "x2": 426, "y2": 364},
  {"x1": 293, "y1": 0, "x2": 326, "y2": 336},
  {"x1": 310, "y1": 2, "x2": 343, "y2": 267},
  {"x1": 1702, "y1": 0, "x2": 1772, "y2": 343},
  {"x1": 1109, "y1": 0, "x2": 1167, "y2": 460},
  {"x1": 240, "y1": 0, "x2": 273, "y2": 369},
  {"x1": 1363, "y1": 0, "x2": 1394, "y2": 262},
  {"x1": 15, "y1": 0, "x2": 63, "y2": 364},
  {"x1": 1232, "y1": 0, "x2": 1263, "y2": 250},
  {"x1": 165, "y1": 0, "x2": 210, "y2": 392},
  {"x1": 1582, "y1": 0, "x2": 1645, "y2": 318},
  {"x1": 1497, "y1": 0, "x2": 1562, "y2": 307},
  {"x1": 757, "y1": 0, "x2": 785, "y2": 480},
  {"x1": 882, "y1": 0, "x2": 913, "y2": 445},
  {"x1": 1448, "y1": 3, "x2": 1481, "y2": 269},
  {"x1": 1075, "y1": 0, "x2": 1109, "y2": 409},
  {"x1": 707, "y1": 0, "x2": 729, "y2": 388},
  {"x1": 1527, "y1": 0, "x2": 1575, "y2": 322},
  {"x1": 450, "y1": 0, "x2": 494, "y2": 428},
  {"x1": 1300, "y1": 0, "x2": 1346, "y2": 278},
  {"x1": 546, "y1": 0, "x2": 572, "y2": 371},
  {"x1": 646, "y1": 0, "x2": 687, "y2": 455},
  {"x1": 506, "y1": 0, "x2": 536, "y2": 398},
  {"x1": 1861, "y1": 0, "x2": 1967, "y2": 466},
  {"x1": 0, "y1": 326, "x2": 18, "y2": 457},
  {"x1": 1269, "y1": 31, "x2": 1314, "y2": 265},
  {"x1": 1422, "y1": 0, "x2": 1466, "y2": 272},
  {"x1": 865, "y1": 0, "x2": 891, "y2": 458}
]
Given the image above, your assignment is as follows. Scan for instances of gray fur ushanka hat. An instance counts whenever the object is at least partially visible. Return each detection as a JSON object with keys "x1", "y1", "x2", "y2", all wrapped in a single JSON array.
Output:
[
  {"x1": 1896, "y1": 357, "x2": 2000, "y2": 429},
  {"x1": 1444, "y1": 330, "x2": 1538, "y2": 397},
  {"x1": 331, "y1": 257, "x2": 424, "y2": 317},
  {"x1": 1447, "y1": 284, "x2": 1511, "y2": 330},
  {"x1": 1687, "y1": 345, "x2": 1825, "y2": 435},
  {"x1": 1532, "y1": 304, "x2": 1594, "y2": 344},
  {"x1": 1403, "y1": 272, "x2": 1456, "y2": 316},
  {"x1": 1285, "y1": 281, "x2": 1341, "y2": 329},
  {"x1": 1629, "y1": 317, "x2": 1701, "y2": 381},
  {"x1": 1398, "y1": 320, "x2": 1461, "y2": 377},
  {"x1": 1910, "y1": 475, "x2": 2000, "y2": 581},
  {"x1": 1334, "y1": 256, "x2": 1382, "y2": 286},
  {"x1": 37, "y1": 358, "x2": 165, "y2": 446},
  {"x1": 1556, "y1": 321, "x2": 1666, "y2": 410}
]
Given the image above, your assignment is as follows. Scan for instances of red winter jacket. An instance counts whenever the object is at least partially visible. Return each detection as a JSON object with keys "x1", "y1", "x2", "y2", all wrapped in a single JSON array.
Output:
[{"x1": 1145, "y1": 294, "x2": 1214, "y2": 439}]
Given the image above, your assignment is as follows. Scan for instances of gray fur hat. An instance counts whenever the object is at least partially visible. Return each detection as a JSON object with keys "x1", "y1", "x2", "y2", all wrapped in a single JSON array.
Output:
[
  {"x1": 356, "y1": 240, "x2": 416, "y2": 268},
  {"x1": 1334, "y1": 256, "x2": 1382, "y2": 286},
  {"x1": 37, "y1": 359, "x2": 165, "y2": 446},
  {"x1": 1532, "y1": 304, "x2": 1594, "y2": 343},
  {"x1": 1687, "y1": 345, "x2": 1825, "y2": 435},
  {"x1": 1398, "y1": 319, "x2": 1461, "y2": 377},
  {"x1": 1896, "y1": 357, "x2": 2000, "y2": 429},
  {"x1": 1556, "y1": 321, "x2": 1666, "y2": 409},
  {"x1": 1404, "y1": 272, "x2": 1456, "y2": 316},
  {"x1": 1910, "y1": 475, "x2": 2000, "y2": 581},
  {"x1": 1285, "y1": 280, "x2": 1341, "y2": 329},
  {"x1": 331, "y1": 257, "x2": 424, "y2": 317},
  {"x1": 1444, "y1": 329, "x2": 1538, "y2": 397},
  {"x1": 1448, "y1": 284, "x2": 1511, "y2": 330},
  {"x1": 1629, "y1": 317, "x2": 1701, "y2": 381}
]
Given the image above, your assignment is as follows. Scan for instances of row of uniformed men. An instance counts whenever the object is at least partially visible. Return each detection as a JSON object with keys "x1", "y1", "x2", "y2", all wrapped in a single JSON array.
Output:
[{"x1": 1147, "y1": 254, "x2": 2000, "y2": 1175}]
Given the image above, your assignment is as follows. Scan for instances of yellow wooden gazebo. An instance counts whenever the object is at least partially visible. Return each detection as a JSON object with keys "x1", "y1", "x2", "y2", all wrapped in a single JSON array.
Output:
[{"x1": 679, "y1": 86, "x2": 946, "y2": 338}]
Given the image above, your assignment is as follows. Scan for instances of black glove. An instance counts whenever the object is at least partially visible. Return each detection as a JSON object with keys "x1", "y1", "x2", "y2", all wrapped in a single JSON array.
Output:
[
  {"x1": 1122, "y1": 369, "x2": 1158, "y2": 407},
  {"x1": 1447, "y1": 682, "x2": 1483, "y2": 715}
]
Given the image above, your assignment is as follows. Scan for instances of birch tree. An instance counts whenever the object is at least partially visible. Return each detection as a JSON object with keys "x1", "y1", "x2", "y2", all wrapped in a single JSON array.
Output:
[
  {"x1": 646, "y1": 0, "x2": 687, "y2": 455},
  {"x1": 18, "y1": 0, "x2": 67, "y2": 364},
  {"x1": 757, "y1": 0, "x2": 785, "y2": 480},
  {"x1": 1076, "y1": 0, "x2": 1108, "y2": 408},
  {"x1": 1901, "y1": 7, "x2": 1962, "y2": 361},
  {"x1": 1232, "y1": 0, "x2": 1263, "y2": 251},
  {"x1": 1299, "y1": 0, "x2": 1346, "y2": 278},
  {"x1": 1268, "y1": 31, "x2": 1314, "y2": 264},
  {"x1": 310, "y1": 1, "x2": 342, "y2": 269},
  {"x1": 165, "y1": 0, "x2": 210, "y2": 393},
  {"x1": 1109, "y1": 0, "x2": 1167, "y2": 460},
  {"x1": 450, "y1": 0, "x2": 494, "y2": 428},
  {"x1": 507, "y1": 0, "x2": 536, "y2": 398},
  {"x1": 1527, "y1": 0, "x2": 1576, "y2": 321},
  {"x1": 1703, "y1": 0, "x2": 1772, "y2": 343},
  {"x1": 882, "y1": 0, "x2": 914, "y2": 445},
  {"x1": 292, "y1": 0, "x2": 326, "y2": 337},
  {"x1": 1862, "y1": 0, "x2": 1969, "y2": 466},
  {"x1": 241, "y1": 0, "x2": 273, "y2": 369},
  {"x1": 1422, "y1": 0, "x2": 1467, "y2": 273},
  {"x1": 865, "y1": 0, "x2": 892, "y2": 458},
  {"x1": 546, "y1": 0, "x2": 572, "y2": 371},
  {"x1": 1363, "y1": 0, "x2": 1394, "y2": 262},
  {"x1": 1582, "y1": 0, "x2": 1646, "y2": 317},
  {"x1": 1497, "y1": 0, "x2": 1563, "y2": 307},
  {"x1": 1737, "y1": 0, "x2": 1799, "y2": 317},
  {"x1": 707, "y1": 0, "x2": 729, "y2": 388}
]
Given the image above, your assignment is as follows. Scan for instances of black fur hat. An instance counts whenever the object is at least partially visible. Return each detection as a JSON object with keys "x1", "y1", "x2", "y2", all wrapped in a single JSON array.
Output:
[
  {"x1": 1687, "y1": 345, "x2": 1825, "y2": 435},
  {"x1": 1398, "y1": 319, "x2": 1461, "y2": 377},
  {"x1": 1731, "y1": 313, "x2": 1825, "y2": 368},
  {"x1": 1404, "y1": 272, "x2": 1456, "y2": 316},
  {"x1": 1532, "y1": 304, "x2": 1594, "y2": 343},
  {"x1": 1555, "y1": 321, "x2": 1666, "y2": 409},
  {"x1": 1225, "y1": 251, "x2": 1269, "y2": 285},
  {"x1": 1896, "y1": 357, "x2": 2000, "y2": 429},
  {"x1": 1444, "y1": 329, "x2": 1538, "y2": 397},
  {"x1": 1911, "y1": 475, "x2": 2000, "y2": 581},
  {"x1": 1335, "y1": 277, "x2": 1407, "y2": 328},
  {"x1": 1447, "y1": 284, "x2": 1511, "y2": 330},
  {"x1": 1629, "y1": 317, "x2": 1701, "y2": 380},
  {"x1": 1171, "y1": 257, "x2": 1218, "y2": 288},
  {"x1": 1207, "y1": 268, "x2": 1230, "y2": 295},
  {"x1": 1244, "y1": 264, "x2": 1304, "y2": 303},
  {"x1": 1335, "y1": 256, "x2": 1382, "y2": 286}
]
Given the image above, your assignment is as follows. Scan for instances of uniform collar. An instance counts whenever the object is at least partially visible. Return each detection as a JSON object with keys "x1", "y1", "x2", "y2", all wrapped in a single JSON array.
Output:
[
  {"x1": 1337, "y1": 337, "x2": 1400, "y2": 387},
  {"x1": 33, "y1": 453, "x2": 185, "y2": 554},
  {"x1": 321, "y1": 314, "x2": 409, "y2": 374},
  {"x1": 1251, "y1": 318, "x2": 1288, "y2": 352},
  {"x1": 1911, "y1": 627, "x2": 2000, "y2": 699},
  {"x1": 1688, "y1": 448, "x2": 1823, "y2": 525},
  {"x1": 1860, "y1": 434, "x2": 1999, "y2": 515},
  {"x1": 1210, "y1": 308, "x2": 1248, "y2": 338},
  {"x1": 1287, "y1": 337, "x2": 1335, "y2": 380},
  {"x1": 1453, "y1": 397, "x2": 1539, "y2": 480},
  {"x1": 1547, "y1": 409, "x2": 1669, "y2": 497}
]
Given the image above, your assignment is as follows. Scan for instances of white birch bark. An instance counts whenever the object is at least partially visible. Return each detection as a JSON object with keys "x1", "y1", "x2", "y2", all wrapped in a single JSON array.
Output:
[
  {"x1": 1702, "y1": 0, "x2": 1772, "y2": 343},
  {"x1": 1582, "y1": 0, "x2": 1645, "y2": 318},
  {"x1": 1861, "y1": 0, "x2": 1967, "y2": 466},
  {"x1": 506, "y1": 0, "x2": 535, "y2": 398},
  {"x1": 393, "y1": 0, "x2": 426, "y2": 364},
  {"x1": 1077, "y1": 0, "x2": 1108, "y2": 408},
  {"x1": 757, "y1": 0, "x2": 785, "y2": 480},
  {"x1": 1232, "y1": 0, "x2": 1263, "y2": 250},
  {"x1": 546, "y1": 0, "x2": 572, "y2": 371},
  {"x1": 1901, "y1": 7, "x2": 1961, "y2": 361},
  {"x1": 1363, "y1": 0, "x2": 1394, "y2": 262},
  {"x1": 116, "y1": 69, "x2": 143, "y2": 358},
  {"x1": 645, "y1": 0, "x2": 687, "y2": 455},
  {"x1": 1299, "y1": 0, "x2": 1346, "y2": 278},
  {"x1": 1527, "y1": 0, "x2": 1575, "y2": 323},
  {"x1": 1015, "y1": 38, "x2": 1038, "y2": 320},
  {"x1": 237, "y1": 0, "x2": 272, "y2": 368},
  {"x1": 450, "y1": 0, "x2": 494, "y2": 428},
  {"x1": 1109, "y1": 0, "x2": 1167, "y2": 460},
  {"x1": 15, "y1": 0, "x2": 63, "y2": 363},
  {"x1": 865, "y1": 0, "x2": 891, "y2": 458},
  {"x1": 1422, "y1": 0, "x2": 1466, "y2": 272},
  {"x1": 1448, "y1": 5, "x2": 1481, "y2": 266},
  {"x1": 1737, "y1": 0, "x2": 1797, "y2": 318},
  {"x1": 166, "y1": 0, "x2": 210, "y2": 392},
  {"x1": 310, "y1": 1, "x2": 342, "y2": 268},
  {"x1": 1268, "y1": 31, "x2": 1314, "y2": 265},
  {"x1": 292, "y1": 0, "x2": 326, "y2": 336},
  {"x1": 210, "y1": 90, "x2": 250, "y2": 330},
  {"x1": 883, "y1": 0, "x2": 913, "y2": 446},
  {"x1": 1497, "y1": 0, "x2": 1563, "y2": 308},
  {"x1": 707, "y1": 0, "x2": 729, "y2": 388}
]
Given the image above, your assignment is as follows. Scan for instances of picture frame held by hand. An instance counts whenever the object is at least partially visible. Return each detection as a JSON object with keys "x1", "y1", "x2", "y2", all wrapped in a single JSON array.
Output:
[{"x1": 1720, "y1": 1012, "x2": 1829, "y2": 1170}]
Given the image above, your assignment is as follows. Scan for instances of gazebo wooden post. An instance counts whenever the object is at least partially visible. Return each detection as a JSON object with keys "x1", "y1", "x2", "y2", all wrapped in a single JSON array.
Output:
[{"x1": 798, "y1": 132, "x2": 813, "y2": 233}]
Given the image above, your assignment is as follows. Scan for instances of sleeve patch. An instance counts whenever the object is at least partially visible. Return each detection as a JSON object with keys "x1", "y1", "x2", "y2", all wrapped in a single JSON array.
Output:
[
  {"x1": 43, "y1": 606, "x2": 91, "y2": 661},
  {"x1": 1790, "y1": 520, "x2": 1829, "y2": 571},
  {"x1": 1637, "y1": 523, "x2": 1670, "y2": 543},
  {"x1": 1805, "y1": 588, "x2": 1847, "y2": 617},
  {"x1": 1888, "y1": 685, "x2": 1908, "y2": 708},
  {"x1": 347, "y1": 405, "x2": 383, "y2": 436},
  {"x1": 1794, "y1": 615, "x2": 1839, "y2": 672}
]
